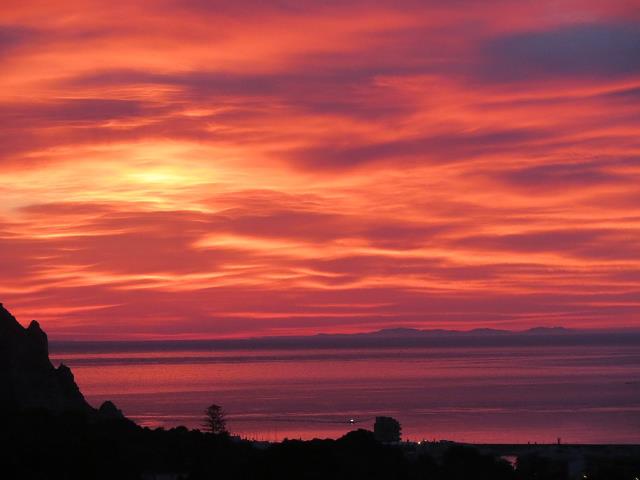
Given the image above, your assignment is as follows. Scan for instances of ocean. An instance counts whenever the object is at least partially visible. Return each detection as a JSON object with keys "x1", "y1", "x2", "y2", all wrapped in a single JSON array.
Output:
[{"x1": 49, "y1": 341, "x2": 640, "y2": 444}]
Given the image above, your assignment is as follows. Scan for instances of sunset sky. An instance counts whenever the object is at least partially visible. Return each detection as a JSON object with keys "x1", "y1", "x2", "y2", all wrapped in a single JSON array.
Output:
[{"x1": 1, "y1": 0, "x2": 639, "y2": 339}]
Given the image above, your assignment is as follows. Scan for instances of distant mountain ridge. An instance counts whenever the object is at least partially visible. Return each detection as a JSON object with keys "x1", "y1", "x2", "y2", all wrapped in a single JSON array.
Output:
[
  {"x1": 347, "y1": 326, "x2": 573, "y2": 337},
  {"x1": 49, "y1": 323, "x2": 639, "y2": 355}
]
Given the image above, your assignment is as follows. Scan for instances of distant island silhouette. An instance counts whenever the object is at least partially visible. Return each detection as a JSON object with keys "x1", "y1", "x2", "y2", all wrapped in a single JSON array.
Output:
[
  {"x1": 1, "y1": 303, "x2": 638, "y2": 480},
  {"x1": 48, "y1": 323, "x2": 640, "y2": 356}
]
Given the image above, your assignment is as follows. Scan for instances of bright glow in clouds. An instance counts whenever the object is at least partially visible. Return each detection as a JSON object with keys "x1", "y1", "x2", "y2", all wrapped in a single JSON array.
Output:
[{"x1": 1, "y1": 0, "x2": 639, "y2": 339}]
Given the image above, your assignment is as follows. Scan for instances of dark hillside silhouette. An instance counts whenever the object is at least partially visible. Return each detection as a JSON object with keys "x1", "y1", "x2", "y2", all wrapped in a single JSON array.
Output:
[{"x1": 0, "y1": 302, "x2": 93, "y2": 413}]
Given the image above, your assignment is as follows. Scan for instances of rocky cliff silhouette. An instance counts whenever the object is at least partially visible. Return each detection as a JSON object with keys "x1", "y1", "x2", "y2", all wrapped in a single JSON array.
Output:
[{"x1": 0, "y1": 303, "x2": 98, "y2": 414}]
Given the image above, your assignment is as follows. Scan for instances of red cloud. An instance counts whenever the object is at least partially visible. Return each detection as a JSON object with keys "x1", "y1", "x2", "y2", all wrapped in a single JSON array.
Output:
[{"x1": 1, "y1": 1, "x2": 639, "y2": 338}]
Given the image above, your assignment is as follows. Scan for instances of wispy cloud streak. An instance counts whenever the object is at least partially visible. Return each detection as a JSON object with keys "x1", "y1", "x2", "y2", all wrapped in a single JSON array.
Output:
[{"x1": 1, "y1": 1, "x2": 639, "y2": 338}]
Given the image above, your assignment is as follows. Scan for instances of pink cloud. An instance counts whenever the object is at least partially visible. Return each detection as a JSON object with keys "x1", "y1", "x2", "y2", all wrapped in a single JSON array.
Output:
[{"x1": 1, "y1": 1, "x2": 639, "y2": 338}]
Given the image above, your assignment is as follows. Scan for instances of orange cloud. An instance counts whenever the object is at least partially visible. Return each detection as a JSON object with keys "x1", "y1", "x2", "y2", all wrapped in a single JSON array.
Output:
[{"x1": 1, "y1": 1, "x2": 639, "y2": 338}]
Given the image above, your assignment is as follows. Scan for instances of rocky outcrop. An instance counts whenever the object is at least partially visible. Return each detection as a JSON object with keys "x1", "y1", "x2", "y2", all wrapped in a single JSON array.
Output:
[
  {"x1": 98, "y1": 400, "x2": 125, "y2": 419},
  {"x1": 0, "y1": 303, "x2": 94, "y2": 414}
]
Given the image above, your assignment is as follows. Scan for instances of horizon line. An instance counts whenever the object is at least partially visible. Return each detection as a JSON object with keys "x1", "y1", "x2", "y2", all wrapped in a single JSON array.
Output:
[{"x1": 47, "y1": 324, "x2": 640, "y2": 344}]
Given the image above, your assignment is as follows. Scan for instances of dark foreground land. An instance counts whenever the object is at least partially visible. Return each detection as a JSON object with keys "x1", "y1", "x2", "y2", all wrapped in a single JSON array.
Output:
[
  {"x1": 2, "y1": 411, "x2": 640, "y2": 480},
  {"x1": 1, "y1": 303, "x2": 638, "y2": 480}
]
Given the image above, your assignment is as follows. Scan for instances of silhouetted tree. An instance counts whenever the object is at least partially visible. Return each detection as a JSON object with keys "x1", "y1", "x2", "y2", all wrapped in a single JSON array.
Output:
[
  {"x1": 203, "y1": 404, "x2": 228, "y2": 435},
  {"x1": 373, "y1": 416, "x2": 401, "y2": 443}
]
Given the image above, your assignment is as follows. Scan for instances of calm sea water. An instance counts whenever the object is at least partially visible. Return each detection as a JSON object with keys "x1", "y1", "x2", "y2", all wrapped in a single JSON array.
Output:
[{"x1": 50, "y1": 344, "x2": 640, "y2": 444}]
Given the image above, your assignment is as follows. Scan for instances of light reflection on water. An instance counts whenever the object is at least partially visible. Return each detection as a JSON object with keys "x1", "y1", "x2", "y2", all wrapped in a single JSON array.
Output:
[{"x1": 50, "y1": 345, "x2": 640, "y2": 443}]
